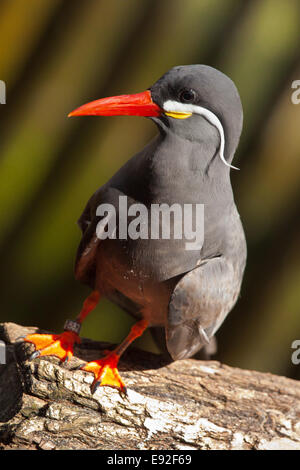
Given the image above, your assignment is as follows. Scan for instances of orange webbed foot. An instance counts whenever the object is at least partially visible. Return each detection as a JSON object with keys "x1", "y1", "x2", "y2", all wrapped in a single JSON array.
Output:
[
  {"x1": 82, "y1": 352, "x2": 127, "y2": 395},
  {"x1": 24, "y1": 331, "x2": 80, "y2": 363}
]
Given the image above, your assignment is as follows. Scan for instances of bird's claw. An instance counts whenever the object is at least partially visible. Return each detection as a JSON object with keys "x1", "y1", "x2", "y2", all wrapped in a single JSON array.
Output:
[
  {"x1": 29, "y1": 350, "x2": 41, "y2": 361},
  {"x1": 82, "y1": 352, "x2": 127, "y2": 395},
  {"x1": 16, "y1": 335, "x2": 27, "y2": 341},
  {"x1": 24, "y1": 331, "x2": 80, "y2": 363}
]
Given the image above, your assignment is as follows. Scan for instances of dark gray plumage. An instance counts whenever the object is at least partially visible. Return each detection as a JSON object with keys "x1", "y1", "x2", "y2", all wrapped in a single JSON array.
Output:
[{"x1": 75, "y1": 65, "x2": 247, "y2": 361}]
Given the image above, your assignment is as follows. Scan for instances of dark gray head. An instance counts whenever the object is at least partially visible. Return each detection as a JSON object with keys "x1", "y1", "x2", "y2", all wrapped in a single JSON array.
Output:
[
  {"x1": 69, "y1": 64, "x2": 243, "y2": 170},
  {"x1": 150, "y1": 65, "x2": 243, "y2": 170}
]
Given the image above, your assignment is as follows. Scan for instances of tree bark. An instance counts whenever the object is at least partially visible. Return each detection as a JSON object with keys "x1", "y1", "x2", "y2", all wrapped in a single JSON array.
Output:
[{"x1": 0, "y1": 322, "x2": 299, "y2": 450}]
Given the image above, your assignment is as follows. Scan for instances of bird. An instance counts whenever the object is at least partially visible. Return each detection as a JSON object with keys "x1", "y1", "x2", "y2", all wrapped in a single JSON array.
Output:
[{"x1": 24, "y1": 65, "x2": 247, "y2": 394}]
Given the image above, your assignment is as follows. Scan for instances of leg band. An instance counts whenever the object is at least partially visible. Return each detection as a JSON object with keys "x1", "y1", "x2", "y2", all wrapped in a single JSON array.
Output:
[{"x1": 64, "y1": 319, "x2": 81, "y2": 335}]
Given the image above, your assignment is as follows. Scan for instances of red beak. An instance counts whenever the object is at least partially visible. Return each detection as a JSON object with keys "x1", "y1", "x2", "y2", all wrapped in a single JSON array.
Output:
[{"x1": 68, "y1": 90, "x2": 161, "y2": 118}]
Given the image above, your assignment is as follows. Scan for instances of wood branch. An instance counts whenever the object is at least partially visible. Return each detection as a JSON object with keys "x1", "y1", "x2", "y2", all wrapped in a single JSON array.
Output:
[{"x1": 0, "y1": 322, "x2": 299, "y2": 450}]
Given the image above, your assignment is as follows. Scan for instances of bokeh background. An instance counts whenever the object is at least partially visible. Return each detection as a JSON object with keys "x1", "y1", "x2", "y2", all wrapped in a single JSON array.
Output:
[{"x1": 0, "y1": 0, "x2": 299, "y2": 379}]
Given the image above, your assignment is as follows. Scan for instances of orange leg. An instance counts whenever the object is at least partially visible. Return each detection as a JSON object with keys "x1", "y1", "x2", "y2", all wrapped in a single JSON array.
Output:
[
  {"x1": 24, "y1": 290, "x2": 100, "y2": 363},
  {"x1": 83, "y1": 319, "x2": 148, "y2": 395}
]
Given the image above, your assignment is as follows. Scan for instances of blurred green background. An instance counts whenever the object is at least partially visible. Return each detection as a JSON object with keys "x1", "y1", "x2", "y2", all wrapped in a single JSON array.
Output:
[{"x1": 0, "y1": 0, "x2": 299, "y2": 379}]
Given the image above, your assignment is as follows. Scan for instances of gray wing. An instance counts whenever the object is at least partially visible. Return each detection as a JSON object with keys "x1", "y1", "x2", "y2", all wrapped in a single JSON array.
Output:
[
  {"x1": 75, "y1": 185, "x2": 115, "y2": 286},
  {"x1": 166, "y1": 256, "x2": 242, "y2": 360},
  {"x1": 75, "y1": 189, "x2": 102, "y2": 286},
  {"x1": 75, "y1": 185, "x2": 140, "y2": 286}
]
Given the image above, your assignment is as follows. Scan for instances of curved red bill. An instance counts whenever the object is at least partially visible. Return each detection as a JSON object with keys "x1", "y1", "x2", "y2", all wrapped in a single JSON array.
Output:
[{"x1": 68, "y1": 90, "x2": 161, "y2": 118}]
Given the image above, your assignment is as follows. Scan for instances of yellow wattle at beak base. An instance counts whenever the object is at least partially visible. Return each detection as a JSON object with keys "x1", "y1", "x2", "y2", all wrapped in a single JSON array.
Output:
[{"x1": 164, "y1": 111, "x2": 192, "y2": 119}]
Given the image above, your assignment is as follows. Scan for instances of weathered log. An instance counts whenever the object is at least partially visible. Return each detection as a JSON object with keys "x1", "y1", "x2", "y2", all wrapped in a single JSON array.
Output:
[{"x1": 0, "y1": 322, "x2": 299, "y2": 450}]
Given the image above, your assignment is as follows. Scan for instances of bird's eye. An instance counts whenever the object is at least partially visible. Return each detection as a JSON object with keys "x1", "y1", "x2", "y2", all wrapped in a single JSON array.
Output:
[{"x1": 179, "y1": 89, "x2": 196, "y2": 103}]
